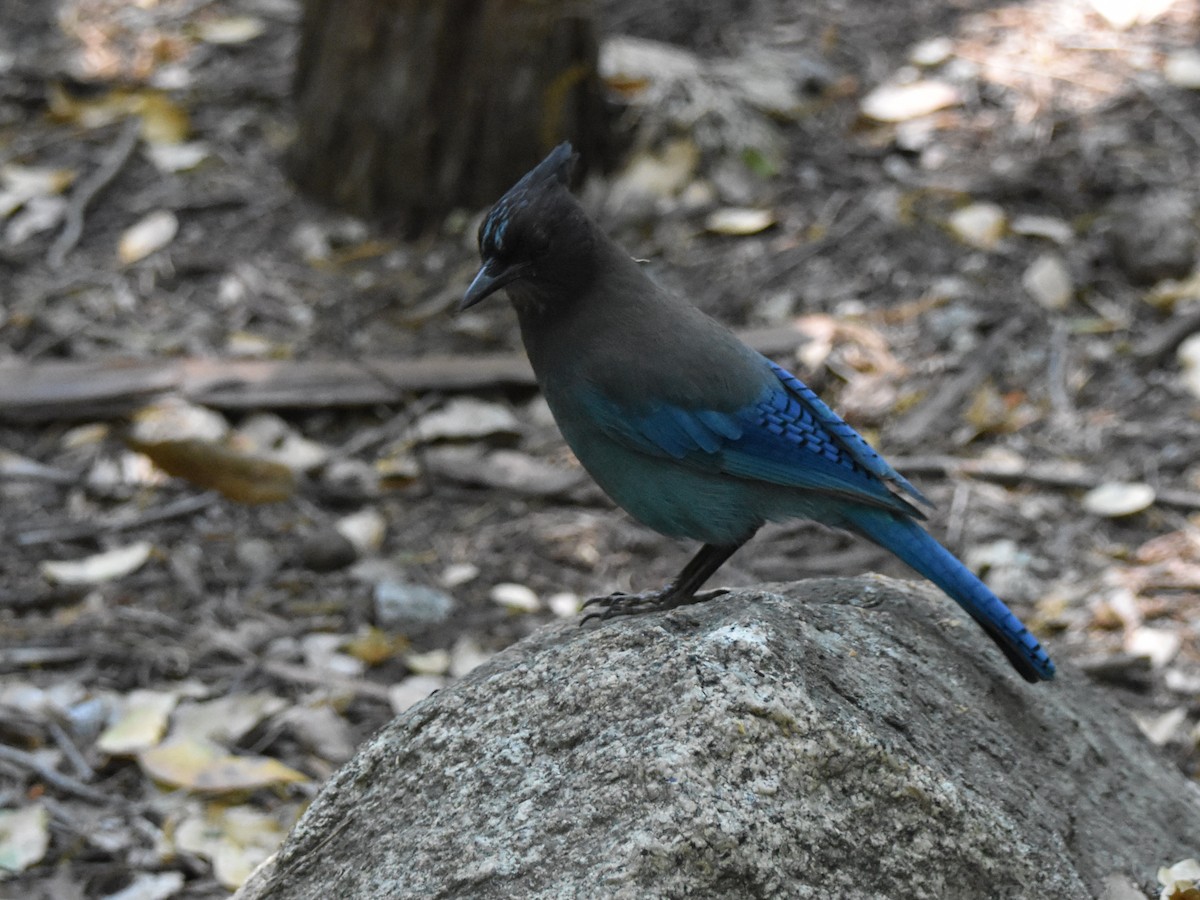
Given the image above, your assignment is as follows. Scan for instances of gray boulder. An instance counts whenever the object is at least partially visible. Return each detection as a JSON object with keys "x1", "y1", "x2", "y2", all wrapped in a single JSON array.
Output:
[{"x1": 236, "y1": 577, "x2": 1200, "y2": 899}]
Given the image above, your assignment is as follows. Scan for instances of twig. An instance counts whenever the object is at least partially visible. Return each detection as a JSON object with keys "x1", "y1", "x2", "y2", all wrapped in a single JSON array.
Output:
[
  {"x1": 945, "y1": 480, "x2": 970, "y2": 548},
  {"x1": 261, "y1": 660, "x2": 394, "y2": 703},
  {"x1": 762, "y1": 195, "x2": 879, "y2": 288},
  {"x1": 890, "y1": 318, "x2": 1024, "y2": 447},
  {"x1": 47, "y1": 118, "x2": 141, "y2": 269},
  {"x1": 892, "y1": 454, "x2": 1200, "y2": 513},
  {"x1": 1046, "y1": 321, "x2": 1077, "y2": 425},
  {"x1": 0, "y1": 454, "x2": 80, "y2": 486},
  {"x1": 0, "y1": 743, "x2": 114, "y2": 804},
  {"x1": 1135, "y1": 303, "x2": 1200, "y2": 371},
  {"x1": 47, "y1": 719, "x2": 95, "y2": 781},
  {"x1": 16, "y1": 491, "x2": 219, "y2": 547},
  {"x1": 1133, "y1": 75, "x2": 1200, "y2": 153},
  {"x1": 951, "y1": 48, "x2": 1119, "y2": 96},
  {"x1": 0, "y1": 646, "x2": 86, "y2": 669}
]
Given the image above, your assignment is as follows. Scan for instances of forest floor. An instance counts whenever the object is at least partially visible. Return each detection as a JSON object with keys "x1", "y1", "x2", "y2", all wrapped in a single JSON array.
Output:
[{"x1": 2, "y1": 0, "x2": 1199, "y2": 896}]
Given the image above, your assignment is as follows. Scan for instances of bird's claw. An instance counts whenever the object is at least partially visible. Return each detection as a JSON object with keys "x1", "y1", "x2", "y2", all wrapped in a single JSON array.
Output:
[
  {"x1": 579, "y1": 590, "x2": 661, "y2": 625},
  {"x1": 579, "y1": 587, "x2": 730, "y2": 625}
]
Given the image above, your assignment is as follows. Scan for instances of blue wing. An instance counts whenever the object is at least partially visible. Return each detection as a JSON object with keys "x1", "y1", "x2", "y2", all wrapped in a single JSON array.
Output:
[
  {"x1": 586, "y1": 356, "x2": 929, "y2": 517},
  {"x1": 759, "y1": 361, "x2": 930, "y2": 508}
]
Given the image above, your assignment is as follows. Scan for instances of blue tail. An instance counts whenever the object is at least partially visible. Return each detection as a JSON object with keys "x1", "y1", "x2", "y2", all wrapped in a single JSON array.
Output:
[{"x1": 845, "y1": 509, "x2": 1056, "y2": 682}]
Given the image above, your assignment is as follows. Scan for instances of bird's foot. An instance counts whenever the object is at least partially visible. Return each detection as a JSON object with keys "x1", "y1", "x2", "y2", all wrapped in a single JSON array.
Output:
[{"x1": 580, "y1": 587, "x2": 729, "y2": 625}]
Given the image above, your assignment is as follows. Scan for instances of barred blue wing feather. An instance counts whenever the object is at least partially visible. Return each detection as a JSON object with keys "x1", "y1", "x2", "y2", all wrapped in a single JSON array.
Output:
[
  {"x1": 764, "y1": 360, "x2": 932, "y2": 508},
  {"x1": 581, "y1": 362, "x2": 924, "y2": 518}
]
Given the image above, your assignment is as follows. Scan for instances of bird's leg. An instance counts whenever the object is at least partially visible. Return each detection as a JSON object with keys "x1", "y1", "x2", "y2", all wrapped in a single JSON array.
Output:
[{"x1": 581, "y1": 542, "x2": 743, "y2": 623}]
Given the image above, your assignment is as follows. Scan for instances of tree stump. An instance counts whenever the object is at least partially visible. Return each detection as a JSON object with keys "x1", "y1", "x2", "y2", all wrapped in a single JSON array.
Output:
[{"x1": 290, "y1": 0, "x2": 608, "y2": 234}]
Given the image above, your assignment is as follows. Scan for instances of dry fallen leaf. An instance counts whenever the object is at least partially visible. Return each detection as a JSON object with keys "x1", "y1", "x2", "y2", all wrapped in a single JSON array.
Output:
[
  {"x1": 100, "y1": 870, "x2": 185, "y2": 900},
  {"x1": 947, "y1": 202, "x2": 1007, "y2": 250},
  {"x1": 139, "y1": 737, "x2": 307, "y2": 793},
  {"x1": 404, "y1": 398, "x2": 521, "y2": 445},
  {"x1": 604, "y1": 139, "x2": 701, "y2": 207},
  {"x1": 193, "y1": 16, "x2": 268, "y2": 45},
  {"x1": 132, "y1": 398, "x2": 230, "y2": 444},
  {"x1": 1022, "y1": 252, "x2": 1073, "y2": 310},
  {"x1": 403, "y1": 648, "x2": 451, "y2": 676},
  {"x1": 118, "y1": 210, "x2": 179, "y2": 264},
  {"x1": 334, "y1": 508, "x2": 387, "y2": 556},
  {"x1": 41, "y1": 541, "x2": 153, "y2": 585},
  {"x1": 1178, "y1": 333, "x2": 1200, "y2": 400},
  {"x1": 144, "y1": 140, "x2": 210, "y2": 173},
  {"x1": 1158, "y1": 858, "x2": 1200, "y2": 900},
  {"x1": 1082, "y1": 482, "x2": 1156, "y2": 518},
  {"x1": 1010, "y1": 214, "x2": 1074, "y2": 244},
  {"x1": 388, "y1": 675, "x2": 446, "y2": 714},
  {"x1": 705, "y1": 207, "x2": 776, "y2": 236},
  {"x1": 1132, "y1": 706, "x2": 1188, "y2": 745},
  {"x1": 133, "y1": 92, "x2": 191, "y2": 145},
  {"x1": 490, "y1": 582, "x2": 541, "y2": 612},
  {"x1": 234, "y1": 413, "x2": 331, "y2": 473},
  {"x1": 0, "y1": 164, "x2": 76, "y2": 218},
  {"x1": 127, "y1": 437, "x2": 295, "y2": 504},
  {"x1": 345, "y1": 626, "x2": 406, "y2": 666},
  {"x1": 860, "y1": 80, "x2": 961, "y2": 122},
  {"x1": 172, "y1": 693, "x2": 288, "y2": 745},
  {"x1": 97, "y1": 689, "x2": 180, "y2": 755},
  {"x1": 1125, "y1": 626, "x2": 1182, "y2": 669},
  {"x1": 0, "y1": 804, "x2": 50, "y2": 878},
  {"x1": 174, "y1": 802, "x2": 293, "y2": 889},
  {"x1": 1165, "y1": 51, "x2": 1200, "y2": 89}
]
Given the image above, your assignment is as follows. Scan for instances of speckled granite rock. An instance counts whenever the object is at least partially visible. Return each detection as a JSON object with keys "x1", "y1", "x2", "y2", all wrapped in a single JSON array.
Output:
[{"x1": 236, "y1": 577, "x2": 1200, "y2": 900}]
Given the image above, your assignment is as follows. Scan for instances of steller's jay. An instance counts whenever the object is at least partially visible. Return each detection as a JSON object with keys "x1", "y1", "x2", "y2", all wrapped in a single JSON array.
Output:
[{"x1": 459, "y1": 143, "x2": 1055, "y2": 683}]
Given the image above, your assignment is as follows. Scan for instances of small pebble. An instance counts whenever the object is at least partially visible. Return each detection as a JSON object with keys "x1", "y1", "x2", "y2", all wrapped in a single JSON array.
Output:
[
  {"x1": 547, "y1": 591, "x2": 581, "y2": 618},
  {"x1": 236, "y1": 537, "x2": 280, "y2": 580},
  {"x1": 389, "y1": 675, "x2": 446, "y2": 714},
  {"x1": 1164, "y1": 50, "x2": 1200, "y2": 89},
  {"x1": 947, "y1": 202, "x2": 1006, "y2": 250},
  {"x1": 299, "y1": 528, "x2": 358, "y2": 572},
  {"x1": 1126, "y1": 626, "x2": 1182, "y2": 669},
  {"x1": 1021, "y1": 252, "x2": 1073, "y2": 310},
  {"x1": 909, "y1": 36, "x2": 954, "y2": 67},
  {"x1": 490, "y1": 582, "x2": 540, "y2": 612},
  {"x1": 860, "y1": 79, "x2": 961, "y2": 122},
  {"x1": 335, "y1": 508, "x2": 387, "y2": 556},
  {"x1": 1082, "y1": 482, "x2": 1155, "y2": 518},
  {"x1": 404, "y1": 649, "x2": 451, "y2": 676},
  {"x1": 440, "y1": 562, "x2": 480, "y2": 588},
  {"x1": 1109, "y1": 192, "x2": 1198, "y2": 284},
  {"x1": 375, "y1": 581, "x2": 456, "y2": 628},
  {"x1": 449, "y1": 636, "x2": 490, "y2": 678}
]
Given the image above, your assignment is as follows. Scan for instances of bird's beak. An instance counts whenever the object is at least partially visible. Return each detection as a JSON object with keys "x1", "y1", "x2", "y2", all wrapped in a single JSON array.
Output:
[{"x1": 458, "y1": 260, "x2": 529, "y2": 314}]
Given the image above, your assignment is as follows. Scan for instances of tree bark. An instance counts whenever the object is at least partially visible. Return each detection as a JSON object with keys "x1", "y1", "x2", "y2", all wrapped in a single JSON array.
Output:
[{"x1": 290, "y1": 0, "x2": 608, "y2": 234}]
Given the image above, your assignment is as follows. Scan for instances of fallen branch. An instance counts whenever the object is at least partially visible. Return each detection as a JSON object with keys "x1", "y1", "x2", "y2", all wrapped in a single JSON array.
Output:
[
  {"x1": 0, "y1": 742, "x2": 115, "y2": 804},
  {"x1": 15, "y1": 492, "x2": 220, "y2": 547},
  {"x1": 0, "y1": 324, "x2": 815, "y2": 424},
  {"x1": 260, "y1": 660, "x2": 395, "y2": 704},
  {"x1": 1135, "y1": 303, "x2": 1200, "y2": 371},
  {"x1": 890, "y1": 318, "x2": 1025, "y2": 447},
  {"x1": 47, "y1": 118, "x2": 141, "y2": 269},
  {"x1": 892, "y1": 454, "x2": 1200, "y2": 512}
]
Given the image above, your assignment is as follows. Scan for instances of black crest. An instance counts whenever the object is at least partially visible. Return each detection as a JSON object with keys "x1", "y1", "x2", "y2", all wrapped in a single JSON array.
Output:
[{"x1": 478, "y1": 143, "x2": 577, "y2": 258}]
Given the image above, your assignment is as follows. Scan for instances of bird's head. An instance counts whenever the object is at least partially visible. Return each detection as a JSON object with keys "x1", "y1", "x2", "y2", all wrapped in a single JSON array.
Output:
[{"x1": 458, "y1": 142, "x2": 590, "y2": 313}]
